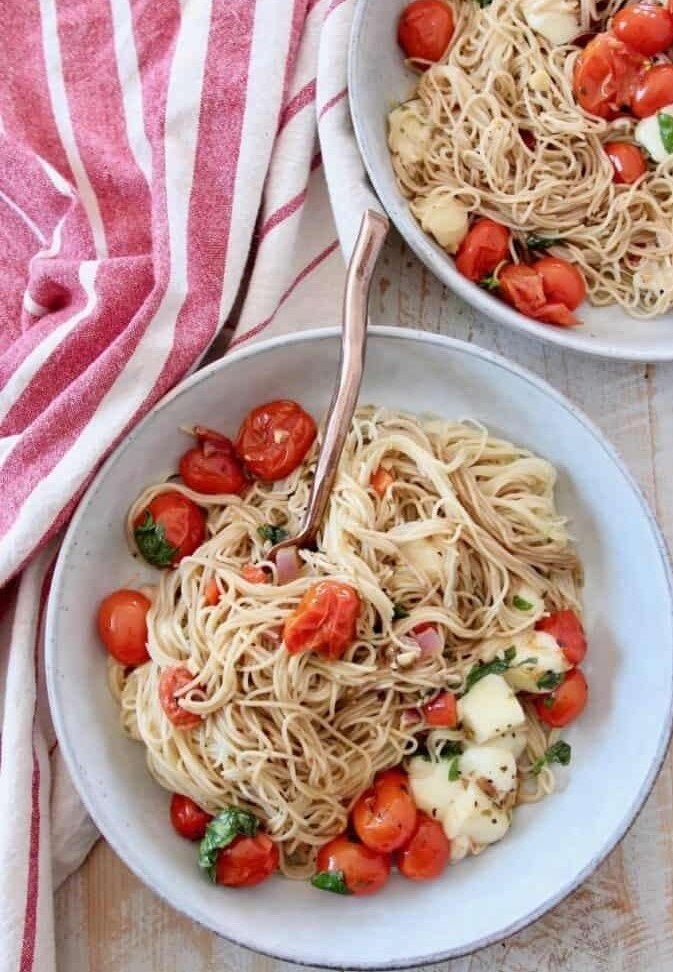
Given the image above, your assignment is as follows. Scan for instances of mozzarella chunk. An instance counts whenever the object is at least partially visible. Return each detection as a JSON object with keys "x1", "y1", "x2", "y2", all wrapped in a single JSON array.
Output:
[
  {"x1": 457, "y1": 673, "x2": 526, "y2": 743},
  {"x1": 635, "y1": 107, "x2": 673, "y2": 164},
  {"x1": 410, "y1": 190, "x2": 469, "y2": 254},
  {"x1": 388, "y1": 102, "x2": 431, "y2": 167},
  {"x1": 459, "y1": 743, "x2": 518, "y2": 797},
  {"x1": 496, "y1": 727, "x2": 529, "y2": 759},
  {"x1": 503, "y1": 630, "x2": 570, "y2": 694},
  {"x1": 408, "y1": 757, "x2": 462, "y2": 820},
  {"x1": 443, "y1": 781, "x2": 511, "y2": 845},
  {"x1": 521, "y1": 0, "x2": 579, "y2": 44}
]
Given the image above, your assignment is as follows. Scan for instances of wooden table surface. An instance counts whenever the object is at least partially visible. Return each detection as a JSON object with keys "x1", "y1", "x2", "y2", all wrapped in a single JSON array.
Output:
[{"x1": 55, "y1": 231, "x2": 673, "y2": 972}]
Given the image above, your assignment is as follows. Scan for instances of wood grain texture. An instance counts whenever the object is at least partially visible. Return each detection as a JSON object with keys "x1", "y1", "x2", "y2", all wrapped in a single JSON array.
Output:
[{"x1": 55, "y1": 232, "x2": 673, "y2": 972}]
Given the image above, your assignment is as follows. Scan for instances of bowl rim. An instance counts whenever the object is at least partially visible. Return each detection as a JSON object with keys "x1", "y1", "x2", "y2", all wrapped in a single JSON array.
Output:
[
  {"x1": 45, "y1": 325, "x2": 673, "y2": 968},
  {"x1": 347, "y1": 0, "x2": 673, "y2": 363}
]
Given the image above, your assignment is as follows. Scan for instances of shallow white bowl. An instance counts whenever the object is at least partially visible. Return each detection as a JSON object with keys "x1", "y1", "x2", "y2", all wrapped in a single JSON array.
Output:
[
  {"x1": 46, "y1": 327, "x2": 673, "y2": 967},
  {"x1": 348, "y1": 0, "x2": 673, "y2": 361}
]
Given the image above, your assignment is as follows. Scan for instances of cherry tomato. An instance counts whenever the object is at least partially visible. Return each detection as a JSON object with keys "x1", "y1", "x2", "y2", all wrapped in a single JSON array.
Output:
[
  {"x1": 604, "y1": 141, "x2": 648, "y2": 184},
  {"x1": 371, "y1": 467, "x2": 394, "y2": 497},
  {"x1": 158, "y1": 665, "x2": 202, "y2": 729},
  {"x1": 97, "y1": 589, "x2": 151, "y2": 666},
  {"x1": 632, "y1": 63, "x2": 673, "y2": 117},
  {"x1": 573, "y1": 34, "x2": 647, "y2": 118},
  {"x1": 134, "y1": 491, "x2": 206, "y2": 567},
  {"x1": 170, "y1": 793, "x2": 212, "y2": 840},
  {"x1": 613, "y1": 3, "x2": 673, "y2": 56},
  {"x1": 455, "y1": 218, "x2": 511, "y2": 282},
  {"x1": 283, "y1": 580, "x2": 361, "y2": 660},
  {"x1": 396, "y1": 812, "x2": 450, "y2": 880},
  {"x1": 423, "y1": 691, "x2": 458, "y2": 727},
  {"x1": 536, "y1": 609, "x2": 587, "y2": 665},
  {"x1": 214, "y1": 833, "x2": 279, "y2": 887},
  {"x1": 179, "y1": 427, "x2": 247, "y2": 496},
  {"x1": 352, "y1": 769, "x2": 418, "y2": 853},
  {"x1": 499, "y1": 264, "x2": 580, "y2": 327},
  {"x1": 235, "y1": 400, "x2": 316, "y2": 482},
  {"x1": 241, "y1": 564, "x2": 269, "y2": 584},
  {"x1": 533, "y1": 257, "x2": 587, "y2": 311},
  {"x1": 534, "y1": 668, "x2": 588, "y2": 727},
  {"x1": 204, "y1": 578, "x2": 220, "y2": 606},
  {"x1": 397, "y1": 0, "x2": 455, "y2": 62},
  {"x1": 315, "y1": 834, "x2": 391, "y2": 896}
]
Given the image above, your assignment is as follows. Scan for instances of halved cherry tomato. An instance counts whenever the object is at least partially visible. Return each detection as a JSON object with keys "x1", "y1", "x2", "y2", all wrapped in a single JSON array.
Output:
[
  {"x1": 179, "y1": 427, "x2": 247, "y2": 496},
  {"x1": 241, "y1": 564, "x2": 269, "y2": 584},
  {"x1": 352, "y1": 769, "x2": 418, "y2": 853},
  {"x1": 204, "y1": 578, "x2": 220, "y2": 606},
  {"x1": 158, "y1": 665, "x2": 202, "y2": 729},
  {"x1": 632, "y1": 63, "x2": 673, "y2": 117},
  {"x1": 396, "y1": 812, "x2": 450, "y2": 880},
  {"x1": 455, "y1": 218, "x2": 511, "y2": 283},
  {"x1": 604, "y1": 141, "x2": 648, "y2": 184},
  {"x1": 215, "y1": 833, "x2": 279, "y2": 887},
  {"x1": 534, "y1": 668, "x2": 588, "y2": 727},
  {"x1": 134, "y1": 491, "x2": 206, "y2": 567},
  {"x1": 97, "y1": 589, "x2": 151, "y2": 666},
  {"x1": 573, "y1": 34, "x2": 647, "y2": 118},
  {"x1": 536, "y1": 609, "x2": 587, "y2": 665},
  {"x1": 499, "y1": 264, "x2": 580, "y2": 327},
  {"x1": 397, "y1": 0, "x2": 455, "y2": 62},
  {"x1": 412, "y1": 621, "x2": 434, "y2": 635},
  {"x1": 613, "y1": 3, "x2": 673, "y2": 57},
  {"x1": 170, "y1": 793, "x2": 212, "y2": 840},
  {"x1": 533, "y1": 257, "x2": 587, "y2": 311},
  {"x1": 315, "y1": 834, "x2": 390, "y2": 896},
  {"x1": 283, "y1": 580, "x2": 361, "y2": 659},
  {"x1": 371, "y1": 467, "x2": 394, "y2": 497},
  {"x1": 422, "y1": 691, "x2": 458, "y2": 727},
  {"x1": 235, "y1": 400, "x2": 316, "y2": 482}
]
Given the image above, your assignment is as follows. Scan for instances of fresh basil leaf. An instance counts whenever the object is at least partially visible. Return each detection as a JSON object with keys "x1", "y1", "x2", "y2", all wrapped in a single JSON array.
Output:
[
  {"x1": 134, "y1": 511, "x2": 178, "y2": 568},
  {"x1": 465, "y1": 646, "x2": 517, "y2": 692},
  {"x1": 447, "y1": 756, "x2": 461, "y2": 781},
  {"x1": 258, "y1": 524, "x2": 288, "y2": 545},
  {"x1": 503, "y1": 645, "x2": 516, "y2": 664},
  {"x1": 392, "y1": 602, "x2": 410, "y2": 620},
  {"x1": 658, "y1": 113, "x2": 673, "y2": 154},
  {"x1": 531, "y1": 740, "x2": 572, "y2": 775},
  {"x1": 476, "y1": 0, "x2": 493, "y2": 7},
  {"x1": 537, "y1": 670, "x2": 564, "y2": 691},
  {"x1": 526, "y1": 234, "x2": 560, "y2": 251},
  {"x1": 416, "y1": 739, "x2": 463, "y2": 761},
  {"x1": 512, "y1": 595, "x2": 533, "y2": 611},
  {"x1": 311, "y1": 870, "x2": 351, "y2": 895},
  {"x1": 480, "y1": 274, "x2": 500, "y2": 291},
  {"x1": 198, "y1": 807, "x2": 260, "y2": 881}
]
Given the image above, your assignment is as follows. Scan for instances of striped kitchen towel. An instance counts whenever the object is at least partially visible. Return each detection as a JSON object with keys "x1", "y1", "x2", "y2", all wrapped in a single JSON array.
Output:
[{"x1": 0, "y1": 0, "x2": 378, "y2": 970}]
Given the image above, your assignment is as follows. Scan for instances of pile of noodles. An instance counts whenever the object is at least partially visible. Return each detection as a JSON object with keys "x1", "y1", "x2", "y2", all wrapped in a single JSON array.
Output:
[
  {"x1": 389, "y1": 0, "x2": 673, "y2": 317},
  {"x1": 110, "y1": 407, "x2": 583, "y2": 877}
]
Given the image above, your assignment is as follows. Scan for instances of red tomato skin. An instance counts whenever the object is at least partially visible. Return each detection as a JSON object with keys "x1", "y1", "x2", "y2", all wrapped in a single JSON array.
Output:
[
  {"x1": 135, "y1": 491, "x2": 206, "y2": 566},
  {"x1": 537, "y1": 302, "x2": 580, "y2": 326},
  {"x1": 533, "y1": 257, "x2": 587, "y2": 311},
  {"x1": 352, "y1": 769, "x2": 418, "y2": 853},
  {"x1": 455, "y1": 219, "x2": 511, "y2": 282},
  {"x1": 170, "y1": 794, "x2": 213, "y2": 840},
  {"x1": 241, "y1": 564, "x2": 269, "y2": 584},
  {"x1": 398, "y1": 0, "x2": 455, "y2": 62},
  {"x1": 371, "y1": 467, "x2": 394, "y2": 497},
  {"x1": 235, "y1": 400, "x2": 316, "y2": 482},
  {"x1": 396, "y1": 812, "x2": 451, "y2": 880},
  {"x1": 536, "y1": 609, "x2": 587, "y2": 665},
  {"x1": 158, "y1": 666, "x2": 202, "y2": 729},
  {"x1": 214, "y1": 834, "x2": 279, "y2": 887},
  {"x1": 499, "y1": 264, "x2": 580, "y2": 326},
  {"x1": 604, "y1": 141, "x2": 648, "y2": 184},
  {"x1": 315, "y1": 835, "x2": 391, "y2": 896},
  {"x1": 283, "y1": 581, "x2": 361, "y2": 659},
  {"x1": 179, "y1": 428, "x2": 247, "y2": 496},
  {"x1": 204, "y1": 579, "x2": 219, "y2": 606},
  {"x1": 632, "y1": 64, "x2": 673, "y2": 117},
  {"x1": 534, "y1": 668, "x2": 588, "y2": 727},
  {"x1": 573, "y1": 34, "x2": 647, "y2": 118},
  {"x1": 613, "y1": 3, "x2": 673, "y2": 57},
  {"x1": 423, "y1": 691, "x2": 458, "y2": 727},
  {"x1": 97, "y1": 589, "x2": 151, "y2": 666}
]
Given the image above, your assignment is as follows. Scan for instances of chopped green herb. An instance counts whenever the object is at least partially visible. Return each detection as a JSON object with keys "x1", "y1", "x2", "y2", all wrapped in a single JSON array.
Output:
[
  {"x1": 513, "y1": 595, "x2": 534, "y2": 611},
  {"x1": 480, "y1": 274, "x2": 500, "y2": 291},
  {"x1": 258, "y1": 524, "x2": 288, "y2": 545},
  {"x1": 311, "y1": 870, "x2": 351, "y2": 895},
  {"x1": 658, "y1": 113, "x2": 673, "y2": 154},
  {"x1": 531, "y1": 740, "x2": 572, "y2": 775},
  {"x1": 392, "y1": 602, "x2": 410, "y2": 620},
  {"x1": 417, "y1": 740, "x2": 463, "y2": 761},
  {"x1": 198, "y1": 807, "x2": 260, "y2": 881},
  {"x1": 476, "y1": 0, "x2": 493, "y2": 7},
  {"x1": 134, "y1": 511, "x2": 178, "y2": 568},
  {"x1": 465, "y1": 645, "x2": 516, "y2": 692},
  {"x1": 447, "y1": 756, "x2": 461, "y2": 781},
  {"x1": 542, "y1": 694, "x2": 556, "y2": 709},
  {"x1": 537, "y1": 670, "x2": 564, "y2": 691},
  {"x1": 526, "y1": 234, "x2": 560, "y2": 251}
]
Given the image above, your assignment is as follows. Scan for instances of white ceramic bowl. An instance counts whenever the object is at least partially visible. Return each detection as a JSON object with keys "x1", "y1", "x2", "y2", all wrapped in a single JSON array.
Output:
[
  {"x1": 46, "y1": 327, "x2": 673, "y2": 967},
  {"x1": 348, "y1": 0, "x2": 673, "y2": 361}
]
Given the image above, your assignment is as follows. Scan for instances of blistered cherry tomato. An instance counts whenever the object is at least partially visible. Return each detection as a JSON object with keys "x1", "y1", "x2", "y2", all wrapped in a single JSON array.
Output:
[
  {"x1": 534, "y1": 668, "x2": 588, "y2": 727},
  {"x1": 97, "y1": 589, "x2": 151, "y2": 666},
  {"x1": 134, "y1": 491, "x2": 205, "y2": 567},
  {"x1": 235, "y1": 400, "x2": 316, "y2": 481},
  {"x1": 533, "y1": 257, "x2": 587, "y2": 311},
  {"x1": 315, "y1": 834, "x2": 391, "y2": 896},
  {"x1": 215, "y1": 833, "x2": 279, "y2": 887},
  {"x1": 283, "y1": 580, "x2": 361, "y2": 659},
  {"x1": 573, "y1": 34, "x2": 647, "y2": 118},
  {"x1": 241, "y1": 564, "x2": 269, "y2": 584},
  {"x1": 170, "y1": 793, "x2": 213, "y2": 840},
  {"x1": 536, "y1": 609, "x2": 587, "y2": 665},
  {"x1": 613, "y1": 2, "x2": 673, "y2": 56},
  {"x1": 422, "y1": 691, "x2": 458, "y2": 727},
  {"x1": 632, "y1": 63, "x2": 673, "y2": 117},
  {"x1": 499, "y1": 265, "x2": 579, "y2": 326},
  {"x1": 397, "y1": 0, "x2": 455, "y2": 62},
  {"x1": 179, "y1": 427, "x2": 247, "y2": 496},
  {"x1": 455, "y1": 218, "x2": 511, "y2": 282},
  {"x1": 604, "y1": 141, "x2": 648, "y2": 184},
  {"x1": 158, "y1": 665, "x2": 202, "y2": 729},
  {"x1": 352, "y1": 769, "x2": 418, "y2": 853},
  {"x1": 371, "y1": 467, "x2": 394, "y2": 497},
  {"x1": 396, "y1": 812, "x2": 450, "y2": 880},
  {"x1": 204, "y1": 578, "x2": 220, "y2": 605}
]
